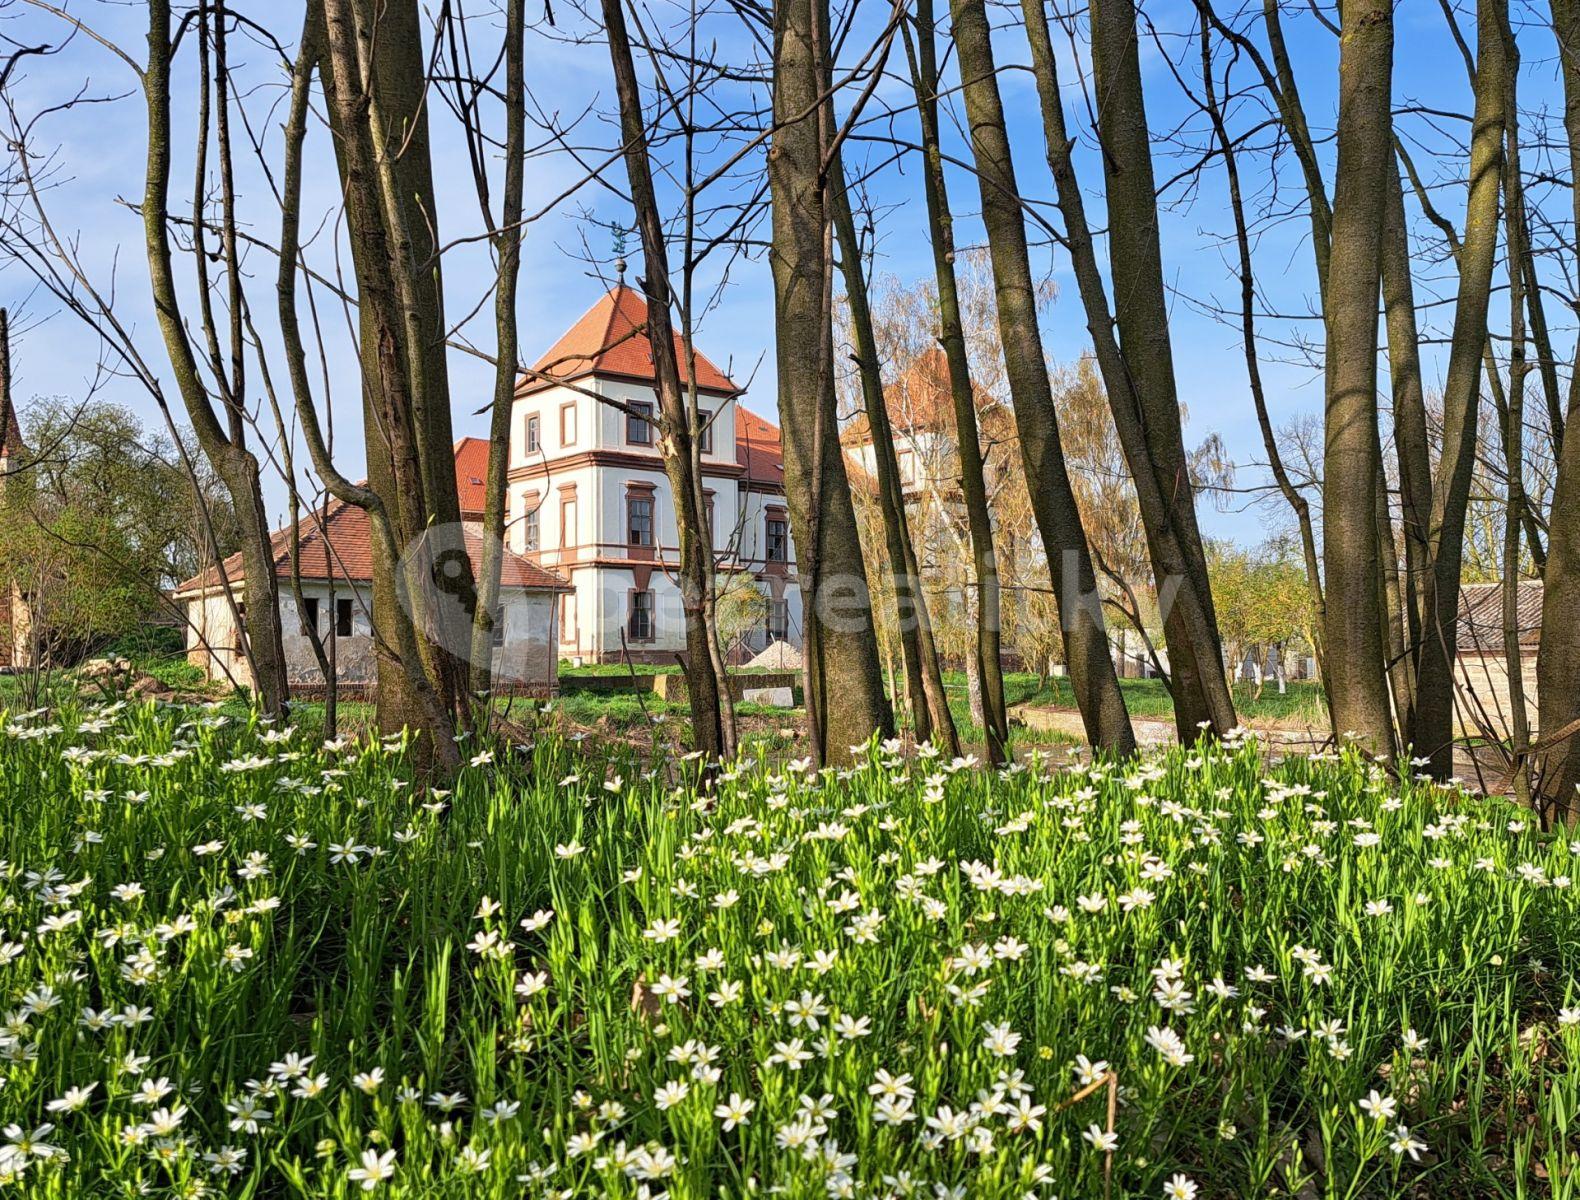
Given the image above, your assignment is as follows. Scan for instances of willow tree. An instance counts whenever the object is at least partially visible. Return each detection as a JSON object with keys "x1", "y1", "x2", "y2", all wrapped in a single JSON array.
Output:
[
  {"x1": 768, "y1": 0, "x2": 893, "y2": 763},
  {"x1": 948, "y1": 0, "x2": 1134, "y2": 754},
  {"x1": 1020, "y1": 0, "x2": 1235, "y2": 744},
  {"x1": 1321, "y1": 0, "x2": 1396, "y2": 754}
]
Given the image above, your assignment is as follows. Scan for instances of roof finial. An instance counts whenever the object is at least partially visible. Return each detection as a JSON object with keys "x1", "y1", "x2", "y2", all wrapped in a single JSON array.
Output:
[{"x1": 608, "y1": 220, "x2": 629, "y2": 287}]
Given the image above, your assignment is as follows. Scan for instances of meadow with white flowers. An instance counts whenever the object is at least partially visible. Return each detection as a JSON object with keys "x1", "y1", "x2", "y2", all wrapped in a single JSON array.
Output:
[{"x1": 1, "y1": 699, "x2": 1578, "y2": 1199}]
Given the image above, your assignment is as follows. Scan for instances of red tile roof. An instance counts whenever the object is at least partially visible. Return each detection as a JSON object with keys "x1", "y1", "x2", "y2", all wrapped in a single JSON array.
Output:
[
  {"x1": 520, "y1": 285, "x2": 740, "y2": 397},
  {"x1": 175, "y1": 450, "x2": 569, "y2": 596},
  {"x1": 840, "y1": 347, "x2": 1003, "y2": 447},
  {"x1": 453, "y1": 436, "x2": 491, "y2": 517},
  {"x1": 735, "y1": 405, "x2": 785, "y2": 491}
]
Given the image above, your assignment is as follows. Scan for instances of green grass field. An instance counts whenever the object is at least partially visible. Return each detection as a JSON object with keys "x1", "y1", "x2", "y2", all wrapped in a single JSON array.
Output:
[{"x1": 0, "y1": 699, "x2": 1575, "y2": 1197}]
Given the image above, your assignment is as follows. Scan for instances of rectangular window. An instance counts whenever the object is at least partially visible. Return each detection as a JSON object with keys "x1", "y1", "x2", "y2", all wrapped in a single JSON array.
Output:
[
  {"x1": 525, "y1": 414, "x2": 541, "y2": 454},
  {"x1": 490, "y1": 607, "x2": 506, "y2": 648},
  {"x1": 524, "y1": 507, "x2": 540, "y2": 552},
  {"x1": 303, "y1": 597, "x2": 319, "y2": 631},
  {"x1": 560, "y1": 496, "x2": 578, "y2": 547},
  {"x1": 697, "y1": 408, "x2": 713, "y2": 454},
  {"x1": 560, "y1": 402, "x2": 577, "y2": 447},
  {"x1": 768, "y1": 597, "x2": 789, "y2": 640},
  {"x1": 560, "y1": 593, "x2": 576, "y2": 644},
  {"x1": 627, "y1": 401, "x2": 654, "y2": 445},
  {"x1": 628, "y1": 590, "x2": 655, "y2": 642},
  {"x1": 335, "y1": 598, "x2": 354, "y2": 638},
  {"x1": 766, "y1": 517, "x2": 789, "y2": 563},
  {"x1": 628, "y1": 494, "x2": 654, "y2": 546}
]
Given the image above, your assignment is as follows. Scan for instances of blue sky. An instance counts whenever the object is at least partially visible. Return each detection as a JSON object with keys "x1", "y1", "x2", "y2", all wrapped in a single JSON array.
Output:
[{"x1": 1, "y1": 0, "x2": 1565, "y2": 546}]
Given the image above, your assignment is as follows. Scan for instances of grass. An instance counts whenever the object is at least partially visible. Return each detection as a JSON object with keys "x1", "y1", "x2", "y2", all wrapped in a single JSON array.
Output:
[
  {"x1": 979, "y1": 673, "x2": 1331, "y2": 730},
  {"x1": 0, "y1": 696, "x2": 1576, "y2": 1197}
]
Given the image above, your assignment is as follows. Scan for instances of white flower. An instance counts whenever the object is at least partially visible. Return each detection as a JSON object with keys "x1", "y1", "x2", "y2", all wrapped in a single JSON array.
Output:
[
  {"x1": 643, "y1": 918, "x2": 681, "y2": 943},
  {"x1": 981, "y1": 1022, "x2": 1021, "y2": 1057},
  {"x1": 714, "y1": 1093, "x2": 755, "y2": 1130},
  {"x1": 1162, "y1": 1174, "x2": 1198, "y2": 1200},
  {"x1": 347, "y1": 1147, "x2": 397, "y2": 1189},
  {"x1": 653, "y1": 1080, "x2": 690, "y2": 1110},
  {"x1": 1389, "y1": 1124, "x2": 1427, "y2": 1160},
  {"x1": 45, "y1": 1083, "x2": 96, "y2": 1113},
  {"x1": 1081, "y1": 1123, "x2": 1118, "y2": 1152},
  {"x1": 1358, "y1": 1090, "x2": 1397, "y2": 1121},
  {"x1": 1558, "y1": 1008, "x2": 1580, "y2": 1028},
  {"x1": 1144, "y1": 1025, "x2": 1194, "y2": 1068}
]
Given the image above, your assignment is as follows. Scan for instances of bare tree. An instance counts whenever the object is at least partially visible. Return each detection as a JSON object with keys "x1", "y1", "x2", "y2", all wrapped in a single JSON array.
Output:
[
  {"x1": 830, "y1": 165, "x2": 958, "y2": 753},
  {"x1": 901, "y1": 0, "x2": 1008, "y2": 762},
  {"x1": 601, "y1": 0, "x2": 737, "y2": 760},
  {"x1": 1020, "y1": 0, "x2": 1236, "y2": 744},
  {"x1": 142, "y1": 0, "x2": 289, "y2": 715},
  {"x1": 947, "y1": 0, "x2": 1134, "y2": 755},
  {"x1": 767, "y1": 0, "x2": 894, "y2": 764},
  {"x1": 1321, "y1": 0, "x2": 1396, "y2": 754}
]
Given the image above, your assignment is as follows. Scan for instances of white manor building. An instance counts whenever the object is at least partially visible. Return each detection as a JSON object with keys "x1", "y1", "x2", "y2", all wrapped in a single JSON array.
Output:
[{"x1": 509, "y1": 285, "x2": 802, "y2": 664}]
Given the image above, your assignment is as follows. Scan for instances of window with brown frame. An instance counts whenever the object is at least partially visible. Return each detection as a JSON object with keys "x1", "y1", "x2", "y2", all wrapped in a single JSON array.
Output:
[
  {"x1": 560, "y1": 402, "x2": 577, "y2": 447},
  {"x1": 767, "y1": 597, "x2": 789, "y2": 641},
  {"x1": 765, "y1": 516, "x2": 789, "y2": 563},
  {"x1": 627, "y1": 492, "x2": 655, "y2": 547},
  {"x1": 697, "y1": 408, "x2": 713, "y2": 454},
  {"x1": 627, "y1": 400, "x2": 654, "y2": 445},
  {"x1": 627, "y1": 589, "x2": 655, "y2": 641},
  {"x1": 525, "y1": 413, "x2": 541, "y2": 454},
  {"x1": 560, "y1": 593, "x2": 576, "y2": 643},
  {"x1": 560, "y1": 490, "x2": 578, "y2": 548},
  {"x1": 524, "y1": 507, "x2": 540, "y2": 553}
]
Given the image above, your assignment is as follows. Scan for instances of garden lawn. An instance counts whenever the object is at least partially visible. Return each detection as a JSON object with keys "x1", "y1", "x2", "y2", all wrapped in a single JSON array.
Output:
[{"x1": 0, "y1": 700, "x2": 1577, "y2": 1198}]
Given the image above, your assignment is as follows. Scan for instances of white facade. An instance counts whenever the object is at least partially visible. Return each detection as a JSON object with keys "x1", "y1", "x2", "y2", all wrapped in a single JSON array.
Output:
[
  {"x1": 506, "y1": 376, "x2": 802, "y2": 664},
  {"x1": 181, "y1": 577, "x2": 560, "y2": 696}
]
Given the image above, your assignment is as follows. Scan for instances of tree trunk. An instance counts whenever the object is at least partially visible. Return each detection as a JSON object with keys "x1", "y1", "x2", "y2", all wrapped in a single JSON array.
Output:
[
  {"x1": 768, "y1": 0, "x2": 893, "y2": 764},
  {"x1": 1197, "y1": 13, "x2": 1328, "y2": 694},
  {"x1": 1027, "y1": 0, "x2": 1235, "y2": 744},
  {"x1": 141, "y1": 0, "x2": 289, "y2": 717},
  {"x1": 829, "y1": 166, "x2": 958, "y2": 754},
  {"x1": 948, "y1": 0, "x2": 1134, "y2": 755},
  {"x1": 468, "y1": 0, "x2": 526, "y2": 708},
  {"x1": 1538, "y1": 0, "x2": 1580, "y2": 819},
  {"x1": 903, "y1": 0, "x2": 1008, "y2": 761},
  {"x1": 1380, "y1": 164, "x2": 1434, "y2": 751},
  {"x1": 1321, "y1": 0, "x2": 1397, "y2": 755},
  {"x1": 1500, "y1": 15, "x2": 1533, "y2": 806},
  {"x1": 603, "y1": 0, "x2": 732, "y2": 759},
  {"x1": 1413, "y1": 0, "x2": 1510, "y2": 777},
  {"x1": 317, "y1": 0, "x2": 471, "y2": 770}
]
